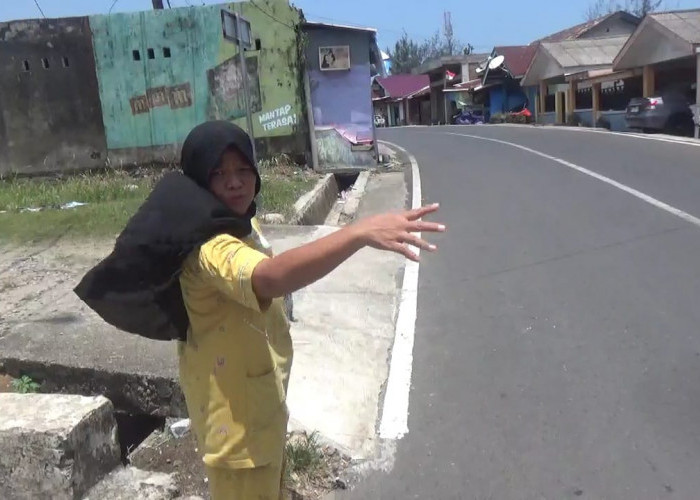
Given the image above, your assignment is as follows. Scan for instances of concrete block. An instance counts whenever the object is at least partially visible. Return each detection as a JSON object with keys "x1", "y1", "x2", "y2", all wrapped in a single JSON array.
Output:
[
  {"x1": 291, "y1": 174, "x2": 338, "y2": 225},
  {"x1": 0, "y1": 393, "x2": 120, "y2": 500},
  {"x1": 84, "y1": 466, "x2": 179, "y2": 500}
]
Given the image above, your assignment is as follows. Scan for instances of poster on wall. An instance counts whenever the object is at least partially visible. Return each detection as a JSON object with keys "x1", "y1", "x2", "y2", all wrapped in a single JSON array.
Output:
[{"x1": 319, "y1": 46, "x2": 350, "y2": 71}]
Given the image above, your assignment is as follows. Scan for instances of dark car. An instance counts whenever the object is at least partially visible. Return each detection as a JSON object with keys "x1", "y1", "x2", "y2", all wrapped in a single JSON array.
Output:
[{"x1": 625, "y1": 90, "x2": 695, "y2": 136}]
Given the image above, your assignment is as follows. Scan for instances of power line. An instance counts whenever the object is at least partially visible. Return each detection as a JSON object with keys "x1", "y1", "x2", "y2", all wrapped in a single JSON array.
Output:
[
  {"x1": 108, "y1": 0, "x2": 119, "y2": 15},
  {"x1": 33, "y1": 0, "x2": 46, "y2": 18}
]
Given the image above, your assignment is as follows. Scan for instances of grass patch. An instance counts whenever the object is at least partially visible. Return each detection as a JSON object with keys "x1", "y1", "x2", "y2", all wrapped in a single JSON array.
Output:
[
  {"x1": 283, "y1": 431, "x2": 351, "y2": 498},
  {"x1": 258, "y1": 164, "x2": 317, "y2": 218},
  {"x1": 0, "y1": 163, "x2": 317, "y2": 243},
  {"x1": 285, "y1": 431, "x2": 325, "y2": 487},
  {"x1": 0, "y1": 170, "x2": 154, "y2": 212}
]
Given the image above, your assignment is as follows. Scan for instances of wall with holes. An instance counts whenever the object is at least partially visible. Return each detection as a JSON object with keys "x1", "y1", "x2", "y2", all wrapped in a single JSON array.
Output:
[
  {"x1": 89, "y1": 0, "x2": 306, "y2": 163},
  {"x1": 0, "y1": 17, "x2": 107, "y2": 175}
]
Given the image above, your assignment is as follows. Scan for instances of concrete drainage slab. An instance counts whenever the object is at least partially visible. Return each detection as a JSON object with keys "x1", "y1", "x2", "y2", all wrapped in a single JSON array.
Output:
[{"x1": 0, "y1": 393, "x2": 121, "y2": 500}]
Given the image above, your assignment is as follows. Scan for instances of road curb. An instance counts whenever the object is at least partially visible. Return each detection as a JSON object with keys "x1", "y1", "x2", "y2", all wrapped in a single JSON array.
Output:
[
  {"x1": 375, "y1": 140, "x2": 422, "y2": 441},
  {"x1": 290, "y1": 173, "x2": 339, "y2": 226}
]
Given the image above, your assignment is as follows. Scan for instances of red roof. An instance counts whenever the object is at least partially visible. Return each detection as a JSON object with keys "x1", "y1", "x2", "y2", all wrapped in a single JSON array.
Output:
[
  {"x1": 493, "y1": 45, "x2": 538, "y2": 78},
  {"x1": 376, "y1": 74, "x2": 430, "y2": 99}
]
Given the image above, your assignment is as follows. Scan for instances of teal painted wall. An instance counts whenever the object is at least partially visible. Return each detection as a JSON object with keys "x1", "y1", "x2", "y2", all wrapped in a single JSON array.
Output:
[{"x1": 90, "y1": 0, "x2": 304, "y2": 152}]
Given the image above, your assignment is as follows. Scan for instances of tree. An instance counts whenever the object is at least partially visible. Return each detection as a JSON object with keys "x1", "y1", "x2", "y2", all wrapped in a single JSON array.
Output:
[
  {"x1": 389, "y1": 32, "x2": 426, "y2": 74},
  {"x1": 387, "y1": 14, "x2": 474, "y2": 74},
  {"x1": 586, "y1": 0, "x2": 665, "y2": 20}
]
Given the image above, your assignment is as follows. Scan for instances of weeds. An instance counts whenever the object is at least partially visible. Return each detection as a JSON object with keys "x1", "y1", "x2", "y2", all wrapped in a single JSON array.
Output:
[
  {"x1": 285, "y1": 431, "x2": 324, "y2": 478},
  {"x1": 11, "y1": 375, "x2": 41, "y2": 394}
]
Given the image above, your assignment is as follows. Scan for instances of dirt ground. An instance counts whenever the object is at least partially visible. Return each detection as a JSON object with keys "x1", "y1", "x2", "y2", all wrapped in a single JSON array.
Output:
[
  {"x1": 0, "y1": 240, "x2": 352, "y2": 499},
  {"x1": 0, "y1": 238, "x2": 114, "y2": 339},
  {"x1": 130, "y1": 428, "x2": 351, "y2": 500}
]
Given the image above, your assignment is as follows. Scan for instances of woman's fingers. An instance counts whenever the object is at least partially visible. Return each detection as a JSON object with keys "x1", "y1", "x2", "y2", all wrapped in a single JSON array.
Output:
[
  {"x1": 409, "y1": 220, "x2": 446, "y2": 233},
  {"x1": 406, "y1": 203, "x2": 440, "y2": 221},
  {"x1": 401, "y1": 232, "x2": 436, "y2": 252},
  {"x1": 389, "y1": 241, "x2": 419, "y2": 262}
]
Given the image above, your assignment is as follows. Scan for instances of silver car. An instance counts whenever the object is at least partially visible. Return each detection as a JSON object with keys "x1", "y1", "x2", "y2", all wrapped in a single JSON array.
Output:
[{"x1": 625, "y1": 90, "x2": 695, "y2": 136}]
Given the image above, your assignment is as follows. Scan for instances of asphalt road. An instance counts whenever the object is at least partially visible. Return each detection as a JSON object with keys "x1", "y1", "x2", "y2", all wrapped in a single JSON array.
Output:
[{"x1": 339, "y1": 126, "x2": 700, "y2": 499}]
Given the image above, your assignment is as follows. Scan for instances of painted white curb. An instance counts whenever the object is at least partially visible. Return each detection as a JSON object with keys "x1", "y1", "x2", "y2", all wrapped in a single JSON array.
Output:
[{"x1": 376, "y1": 140, "x2": 422, "y2": 440}]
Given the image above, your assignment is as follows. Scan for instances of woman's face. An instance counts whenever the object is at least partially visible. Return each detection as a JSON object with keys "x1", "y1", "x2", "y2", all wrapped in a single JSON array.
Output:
[{"x1": 208, "y1": 148, "x2": 257, "y2": 216}]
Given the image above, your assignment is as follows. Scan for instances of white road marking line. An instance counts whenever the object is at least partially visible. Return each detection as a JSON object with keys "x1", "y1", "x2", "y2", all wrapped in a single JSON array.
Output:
[
  {"x1": 481, "y1": 123, "x2": 700, "y2": 148},
  {"x1": 377, "y1": 140, "x2": 422, "y2": 440},
  {"x1": 447, "y1": 132, "x2": 700, "y2": 229}
]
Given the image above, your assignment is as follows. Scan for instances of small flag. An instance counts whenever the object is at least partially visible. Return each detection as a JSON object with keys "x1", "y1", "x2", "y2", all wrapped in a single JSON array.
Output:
[{"x1": 446, "y1": 70, "x2": 457, "y2": 81}]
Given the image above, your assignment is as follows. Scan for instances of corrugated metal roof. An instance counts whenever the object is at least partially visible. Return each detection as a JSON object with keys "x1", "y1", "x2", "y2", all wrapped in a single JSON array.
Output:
[
  {"x1": 537, "y1": 11, "x2": 639, "y2": 42},
  {"x1": 493, "y1": 45, "x2": 539, "y2": 77},
  {"x1": 376, "y1": 74, "x2": 430, "y2": 99},
  {"x1": 413, "y1": 53, "x2": 490, "y2": 75},
  {"x1": 542, "y1": 36, "x2": 628, "y2": 68},
  {"x1": 650, "y1": 9, "x2": 700, "y2": 44},
  {"x1": 302, "y1": 21, "x2": 377, "y2": 33}
]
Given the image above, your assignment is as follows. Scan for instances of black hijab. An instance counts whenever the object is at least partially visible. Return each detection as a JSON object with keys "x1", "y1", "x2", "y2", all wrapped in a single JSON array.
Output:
[{"x1": 74, "y1": 121, "x2": 261, "y2": 341}]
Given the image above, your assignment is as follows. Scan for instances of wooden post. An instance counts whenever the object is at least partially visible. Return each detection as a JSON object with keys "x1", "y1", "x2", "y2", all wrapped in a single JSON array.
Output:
[
  {"x1": 539, "y1": 80, "x2": 547, "y2": 114},
  {"x1": 555, "y1": 91, "x2": 564, "y2": 124},
  {"x1": 643, "y1": 65, "x2": 656, "y2": 97},
  {"x1": 592, "y1": 82, "x2": 601, "y2": 127},
  {"x1": 565, "y1": 81, "x2": 577, "y2": 118}
]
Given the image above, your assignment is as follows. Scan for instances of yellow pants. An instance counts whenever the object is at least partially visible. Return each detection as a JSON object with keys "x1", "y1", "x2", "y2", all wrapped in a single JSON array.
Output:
[{"x1": 206, "y1": 458, "x2": 287, "y2": 500}]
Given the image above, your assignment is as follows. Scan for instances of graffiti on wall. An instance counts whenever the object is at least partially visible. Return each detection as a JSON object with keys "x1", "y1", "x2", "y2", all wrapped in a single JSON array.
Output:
[
  {"x1": 129, "y1": 82, "x2": 192, "y2": 115},
  {"x1": 207, "y1": 54, "x2": 262, "y2": 120},
  {"x1": 259, "y1": 104, "x2": 297, "y2": 131}
]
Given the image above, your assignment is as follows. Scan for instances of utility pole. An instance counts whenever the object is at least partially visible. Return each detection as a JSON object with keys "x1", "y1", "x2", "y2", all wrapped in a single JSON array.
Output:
[
  {"x1": 152, "y1": 0, "x2": 164, "y2": 9},
  {"x1": 443, "y1": 11, "x2": 454, "y2": 56}
]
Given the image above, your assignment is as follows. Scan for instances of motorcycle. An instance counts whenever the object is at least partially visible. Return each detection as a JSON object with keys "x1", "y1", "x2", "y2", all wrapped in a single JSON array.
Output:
[{"x1": 451, "y1": 108, "x2": 484, "y2": 125}]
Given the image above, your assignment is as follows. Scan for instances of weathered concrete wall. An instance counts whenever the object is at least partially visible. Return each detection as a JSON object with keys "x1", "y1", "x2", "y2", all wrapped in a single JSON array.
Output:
[
  {"x1": 0, "y1": 393, "x2": 120, "y2": 500},
  {"x1": 90, "y1": 0, "x2": 307, "y2": 163},
  {"x1": 0, "y1": 17, "x2": 107, "y2": 175}
]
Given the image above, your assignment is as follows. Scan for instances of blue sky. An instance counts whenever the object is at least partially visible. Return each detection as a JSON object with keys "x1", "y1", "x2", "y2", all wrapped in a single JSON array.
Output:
[{"x1": 2, "y1": 0, "x2": 698, "y2": 53}]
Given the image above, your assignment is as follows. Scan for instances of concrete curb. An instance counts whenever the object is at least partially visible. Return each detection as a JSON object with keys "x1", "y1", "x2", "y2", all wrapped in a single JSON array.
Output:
[
  {"x1": 290, "y1": 173, "x2": 339, "y2": 226},
  {"x1": 374, "y1": 141, "x2": 421, "y2": 441},
  {"x1": 325, "y1": 170, "x2": 371, "y2": 226}
]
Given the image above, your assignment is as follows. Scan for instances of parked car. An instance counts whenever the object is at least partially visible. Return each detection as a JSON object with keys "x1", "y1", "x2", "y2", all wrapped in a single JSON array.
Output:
[
  {"x1": 625, "y1": 90, "x2": 695, "y2": 136},
  {"x1": 374, "y1": 114, "x2": 386, "y2": 127}
]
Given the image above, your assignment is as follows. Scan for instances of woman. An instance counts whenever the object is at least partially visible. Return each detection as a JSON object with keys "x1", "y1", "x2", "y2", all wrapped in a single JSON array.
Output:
[{"x1": 76, "y1": 121, "x2": 444, "y2": 499}]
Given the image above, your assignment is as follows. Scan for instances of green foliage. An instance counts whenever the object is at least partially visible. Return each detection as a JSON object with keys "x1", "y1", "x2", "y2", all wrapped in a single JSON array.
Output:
[
  {"x1": 389, "y1": 32, "x2": 425, "y2": 74},
  {"x1": 11, "y1": 375, "x2": 41, "y2": 394}
]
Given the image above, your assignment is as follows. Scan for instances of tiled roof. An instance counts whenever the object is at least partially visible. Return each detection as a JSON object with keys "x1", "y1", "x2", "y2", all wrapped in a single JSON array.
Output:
[{"x1": 376, "y1": 74, "x2": 430, "y2": 99}]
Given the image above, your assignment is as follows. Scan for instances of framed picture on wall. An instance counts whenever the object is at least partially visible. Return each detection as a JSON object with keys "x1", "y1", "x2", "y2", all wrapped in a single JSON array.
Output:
[{"x1": 319, "y1": 46, "x2": 350, "y2": 71}]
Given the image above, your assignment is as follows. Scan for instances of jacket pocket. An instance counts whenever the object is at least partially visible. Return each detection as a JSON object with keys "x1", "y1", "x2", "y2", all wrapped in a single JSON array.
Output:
[{"x1": 245, "y1": 366, "x2": 286, "y2": 431}]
